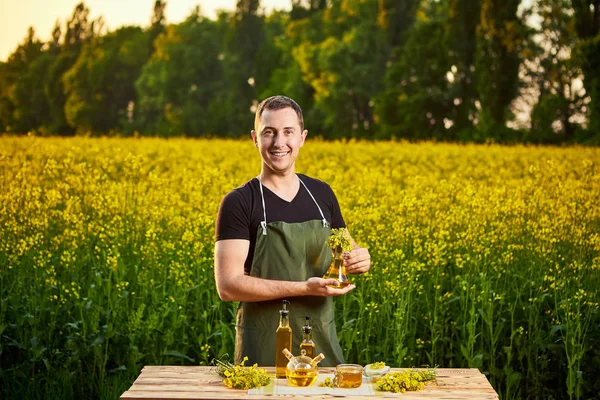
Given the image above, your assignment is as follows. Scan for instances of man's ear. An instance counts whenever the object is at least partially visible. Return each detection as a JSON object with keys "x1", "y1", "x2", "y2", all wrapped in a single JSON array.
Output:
[
  {"x1": 300, "y1": 129, "x2": 308, "y2": 146},
  {"x1": 251, "y1": 130, "x2": 258, "y2": 147}
]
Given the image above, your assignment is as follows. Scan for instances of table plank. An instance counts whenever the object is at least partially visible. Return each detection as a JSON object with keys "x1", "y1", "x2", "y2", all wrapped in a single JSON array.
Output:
[{"x1": 121, "y1": 366, "x2": 499, "y2": 400}]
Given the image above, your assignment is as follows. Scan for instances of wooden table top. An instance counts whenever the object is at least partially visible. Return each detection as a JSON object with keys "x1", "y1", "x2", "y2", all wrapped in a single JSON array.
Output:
[{"x1": 120, "y1": 366, "x2": 499, "y2": 399}]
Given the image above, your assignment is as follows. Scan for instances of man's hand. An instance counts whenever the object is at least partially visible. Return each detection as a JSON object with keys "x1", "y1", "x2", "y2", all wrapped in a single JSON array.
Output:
[
  {"x1": 343, "y1": 247, "x2": 371, "y2": 274},
  {"x1": 306, "y1": 277, "x2": 355, "y2": 296}
]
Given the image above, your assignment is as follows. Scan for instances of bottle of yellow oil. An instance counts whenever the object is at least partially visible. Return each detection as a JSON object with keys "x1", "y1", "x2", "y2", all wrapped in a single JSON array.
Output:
[
  {"x1": 275, "y1": 300, "x2": 292, "y2": 378},
  {"x1": 322, "y1": 246, "x2": 350, "y2": 288},
  {"x1": 299, "y1": 315, "x2": 315, "y2": 358}
]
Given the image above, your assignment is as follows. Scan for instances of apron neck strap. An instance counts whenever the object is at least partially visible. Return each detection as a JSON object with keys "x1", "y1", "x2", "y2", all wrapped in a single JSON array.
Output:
[
  {"x1": 257, "y1": 177, "x2": 268, "y2": 235},
  {"x1": 257, "y1": 175, "x2": 330, "y2": 235},
  {"x1": 298, "y1": 176, "x2": 329, "y2": 228}
]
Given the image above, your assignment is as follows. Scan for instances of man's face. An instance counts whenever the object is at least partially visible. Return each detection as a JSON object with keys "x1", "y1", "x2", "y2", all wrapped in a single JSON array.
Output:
[{"x1": 252, "y1": 107, "x2": 307, "y2": 175}]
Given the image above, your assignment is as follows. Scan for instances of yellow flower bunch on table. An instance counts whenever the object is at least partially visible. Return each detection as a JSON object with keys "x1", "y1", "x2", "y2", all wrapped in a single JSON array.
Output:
[
  {"x1": 215, "y1": 356, "x2": 271, "y2": 390},
  {"x1": 376, "y1": 369, "x2": 436, "y2": 393}
]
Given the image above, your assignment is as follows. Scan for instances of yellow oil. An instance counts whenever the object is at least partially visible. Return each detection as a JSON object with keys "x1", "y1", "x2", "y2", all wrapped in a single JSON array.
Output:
[
  {"x1": 275, "y1": 326, "x2": 292, "y2": 378},
  {"x1": 326, "y1": 278, "x2": 349, "y2": 289},
  {"x1": 323, "y1": 257, "x2": 350, "y2": 288},
  {"x1": 300, "y1": 342, "x2": 315, "y2": 358},
  {"x1": 336, "y1": 369, "x2": 363, "y2": 388},
  {"x1": 287, "y1": 368, "x2": 318, "y2": 387}
]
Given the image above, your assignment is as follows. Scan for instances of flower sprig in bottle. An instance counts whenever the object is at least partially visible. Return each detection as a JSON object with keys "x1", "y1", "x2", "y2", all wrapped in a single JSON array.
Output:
[{"x1": 323, "y1": 228, "x2": 353, "y2": 288}]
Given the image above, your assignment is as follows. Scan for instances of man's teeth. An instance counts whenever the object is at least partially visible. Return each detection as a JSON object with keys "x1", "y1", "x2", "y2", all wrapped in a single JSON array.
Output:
[{"x1": 272, "y1": 152, "x2": 288, "y2": 156}]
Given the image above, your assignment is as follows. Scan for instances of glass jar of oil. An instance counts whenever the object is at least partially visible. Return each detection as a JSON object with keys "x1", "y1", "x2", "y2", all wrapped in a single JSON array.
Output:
[
  {"x1": 282, "y1": 348, "x2": 324, "y2": 387},
  {"x1": 333, "y1": 364, "x2": 363, "y2": 388}
]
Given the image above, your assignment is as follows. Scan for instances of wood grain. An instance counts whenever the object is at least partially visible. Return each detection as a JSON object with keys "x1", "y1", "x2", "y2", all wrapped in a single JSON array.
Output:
[{"x1": 120, "y1": 366, "x2": 499, "y2": 400}]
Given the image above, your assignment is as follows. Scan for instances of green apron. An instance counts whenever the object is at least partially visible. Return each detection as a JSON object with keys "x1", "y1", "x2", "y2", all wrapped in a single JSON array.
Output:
[{"x1": 234, "y1": 176, "x2": 345, "y2": 367}]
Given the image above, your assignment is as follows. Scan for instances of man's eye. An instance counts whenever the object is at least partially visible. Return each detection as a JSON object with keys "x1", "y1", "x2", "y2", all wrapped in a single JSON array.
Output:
[
  {"x1": 285, "y1": 130, "x2": 293, "y2": 135},
  {"x1": 263, "y1": 131, "x2": 273, "y2": 135}
]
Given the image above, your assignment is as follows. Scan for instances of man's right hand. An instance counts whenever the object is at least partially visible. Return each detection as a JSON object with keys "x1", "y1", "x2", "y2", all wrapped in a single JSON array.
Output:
[{"x1": 305, "y1": 277, "x2": 355, "y2": 296}]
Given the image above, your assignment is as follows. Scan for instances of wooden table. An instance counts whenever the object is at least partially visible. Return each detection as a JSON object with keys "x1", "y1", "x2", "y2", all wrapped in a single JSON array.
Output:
[{"x1": 120, "y1": 366, "x2": 499, "y2": 399}]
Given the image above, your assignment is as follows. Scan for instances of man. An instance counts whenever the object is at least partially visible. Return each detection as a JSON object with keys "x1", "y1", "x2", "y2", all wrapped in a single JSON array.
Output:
[{"x1": 214, "y1": 95, "x2": 371, "y2": 367}]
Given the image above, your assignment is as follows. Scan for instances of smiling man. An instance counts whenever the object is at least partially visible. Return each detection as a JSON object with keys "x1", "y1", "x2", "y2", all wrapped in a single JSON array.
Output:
[{"x1": 214, "y1": 95, "x2": 371, "y2": 368}]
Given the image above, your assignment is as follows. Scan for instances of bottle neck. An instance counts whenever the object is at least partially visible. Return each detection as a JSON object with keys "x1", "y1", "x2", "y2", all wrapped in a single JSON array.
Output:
[
  {"x1": 279, "y1": 314, "x2": 289, "y2": 327},
  {"x1": 303, "y1": 331, "x2": 313, "y2": 341}
]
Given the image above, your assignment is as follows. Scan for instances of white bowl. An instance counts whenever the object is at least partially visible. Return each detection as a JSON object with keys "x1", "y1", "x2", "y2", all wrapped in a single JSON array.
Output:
[{"x1": 363, "y1": 363, "x2": 390, "y2": 378}]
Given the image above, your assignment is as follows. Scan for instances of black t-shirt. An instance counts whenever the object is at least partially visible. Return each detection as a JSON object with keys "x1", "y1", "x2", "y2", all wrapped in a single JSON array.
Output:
[{"x1": 216, "y1": 174, "x2": 346, "y2": 274}]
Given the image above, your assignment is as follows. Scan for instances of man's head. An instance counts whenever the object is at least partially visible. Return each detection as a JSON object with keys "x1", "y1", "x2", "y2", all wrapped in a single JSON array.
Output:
[
  {"x1": 251, "y1": 95, "x2": 307, "y2": 176},
  {"x1": 254, "y1": 95, "x2": 304, "y2": 133}
]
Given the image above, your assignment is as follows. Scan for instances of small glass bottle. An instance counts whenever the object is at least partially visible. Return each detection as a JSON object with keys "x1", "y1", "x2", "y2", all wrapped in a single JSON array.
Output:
[
  {"x1": 299, "y1": 315, "x2": 315, "y2": 358},
  {"x1": 275, "y1": 300, "x2": 292, "y2": 378},
  {"x1": 322, "y1": 245, "x2": 350, "y2": 288}
]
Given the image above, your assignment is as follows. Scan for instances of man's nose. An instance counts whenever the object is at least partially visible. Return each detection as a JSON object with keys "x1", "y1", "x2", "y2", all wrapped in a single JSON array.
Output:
[{"x1": 273, "y1": 133, "x2": 286, "y2": 147}]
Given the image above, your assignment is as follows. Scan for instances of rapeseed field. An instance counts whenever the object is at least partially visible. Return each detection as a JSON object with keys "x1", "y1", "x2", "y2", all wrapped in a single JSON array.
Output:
[{"x1": 1, "y1": 137, "x2": 599, "y2": 399}]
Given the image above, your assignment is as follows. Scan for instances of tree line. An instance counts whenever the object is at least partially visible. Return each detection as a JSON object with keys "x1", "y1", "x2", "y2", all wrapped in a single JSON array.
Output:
[{"x1": 0, "y1": 0, "x2": 598, "y2": 143}]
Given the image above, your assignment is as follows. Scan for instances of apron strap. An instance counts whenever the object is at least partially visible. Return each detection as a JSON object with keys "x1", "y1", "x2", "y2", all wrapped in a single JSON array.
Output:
[
  {"x1": 298, "y1": 176, "x2": 329, "y2": 228},
  {"x1": 257, "y1": 175, "x2": 330, "y2": 235},
  {"x1": 257, "y1": 177, "x2": 268, "y2": 235}
]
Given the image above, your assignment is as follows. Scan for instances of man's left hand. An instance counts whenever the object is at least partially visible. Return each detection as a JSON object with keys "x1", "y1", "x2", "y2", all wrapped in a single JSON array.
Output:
[{"x1": 343, "y1": 247, "x2": 371, "y2": 274}]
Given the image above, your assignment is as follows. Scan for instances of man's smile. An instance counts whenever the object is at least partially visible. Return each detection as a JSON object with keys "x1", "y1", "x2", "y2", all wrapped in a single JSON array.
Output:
[{"x1": 270, "y1": 150, "x2": 291, "y2": 158}]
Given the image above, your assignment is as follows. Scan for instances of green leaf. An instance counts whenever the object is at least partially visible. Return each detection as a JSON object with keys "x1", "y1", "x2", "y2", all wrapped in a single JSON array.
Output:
[{"x1": 163, "y1": 350, "x2": 195, "y2": 363}]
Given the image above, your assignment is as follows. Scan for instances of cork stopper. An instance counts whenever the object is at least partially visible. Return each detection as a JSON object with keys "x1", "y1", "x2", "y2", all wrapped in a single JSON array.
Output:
[
  {"x1": 311, "y1": 353, "x2": 325, "y2": 365},
  {"x1": 282, "y1": 348, "x2": 294, "y2": 360}
]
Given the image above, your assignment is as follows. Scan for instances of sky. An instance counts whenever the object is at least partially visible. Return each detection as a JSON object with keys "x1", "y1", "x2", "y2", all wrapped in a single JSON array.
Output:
[{"x1": 0, "y1": 0, "x2": 292, "y2": 61}]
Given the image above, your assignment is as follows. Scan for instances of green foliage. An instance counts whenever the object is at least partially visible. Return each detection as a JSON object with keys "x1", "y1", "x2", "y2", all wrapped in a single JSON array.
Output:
[
  {"x1": 375, "y1": 2, "x2": 451, "y2": 140},
  {"x1": 475, "y1": 0, "x2": 525, "y2": 139},
  {"x1": 63, "y1": 27, "x2": 150, "y2": 134},
  {"x1": 135, "y1": 11, "x2": 228, "y2": 136},
  {"x1": 0, "y1": 0, "x2": 598, "y2": 142},
  {"x1": 447, "y1": 0, "x2": 481, "y2": 134},
  {"x1": 293, "y1": 1, "x2": 388, "y2": 137}
]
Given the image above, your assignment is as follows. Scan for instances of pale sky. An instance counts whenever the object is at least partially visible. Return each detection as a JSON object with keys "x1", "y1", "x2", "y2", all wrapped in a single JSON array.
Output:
[{"x1": 0, "y1": 0, "x2": 292, "y2": 61}]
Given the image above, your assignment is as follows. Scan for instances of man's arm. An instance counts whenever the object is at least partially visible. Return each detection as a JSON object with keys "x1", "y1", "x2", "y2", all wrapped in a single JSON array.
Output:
[{"x1": 214, "y1": 239, "x2": 355, "y2": 302}]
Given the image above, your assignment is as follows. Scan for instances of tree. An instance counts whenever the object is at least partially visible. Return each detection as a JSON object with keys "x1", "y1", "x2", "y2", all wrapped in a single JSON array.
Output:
[
  {"x1": 1, "y1": 27, "x2": 45, "y2": 133},
  {"x1": 377, "y1": 0, "x2": 420, "y2": 48},
  {"x1": 44, "y1": 2, "x2": 102, "y2": 134},
  {"x1": 62, "y1": 26, "x2": 150, "y2": 134},
  {"x1": 221, "y1": 0, "x2": 265, "y2": 134},
  {"x1": 50, "y1": 20, "x2": 62, "y2": 51},
  {"x1": 292, "y1": 0, "x2": 389, "y2": 137},
  {"x1": 447, "y1": 0, "x2": 481, "y2": 135},
  {"x1": 526, "y1": 0, "x2": 587, "y2": 142},
  {"x1": 375, "y1": 1, "x2": 453, "y2": 139},
  {"x1": 475, "y1": 0, "x2": 528, "y2": 141},
  {"x1": 135, "y1": 9, "x2": 228, "y2": 136},
  {"x1": 149, "y1": 0, "x2": 167, "y2": 51},
  {"x1": 571, "y1": 0, "x2": 600, "y2": 137}
]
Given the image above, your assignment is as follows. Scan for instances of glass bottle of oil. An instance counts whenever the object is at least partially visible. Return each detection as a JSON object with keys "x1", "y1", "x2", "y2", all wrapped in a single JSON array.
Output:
[
  {"x1": 322, "y1": 246, "x2": 350, "y2": 288},
  {"x1": 275, "y1": 300, "x2": 292, "y2": 379},
  {"x1": 282, "y1": 348, "x2": 325, "y2": 387},
  {"x1": 299, "y1": 316, "x2": 315, "y2": 358}
]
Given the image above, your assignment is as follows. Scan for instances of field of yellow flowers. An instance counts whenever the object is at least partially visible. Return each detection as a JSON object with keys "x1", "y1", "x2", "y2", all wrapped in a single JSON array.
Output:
[{"x1": 1, "y1": 136, "x2": 599, "y2": 400}]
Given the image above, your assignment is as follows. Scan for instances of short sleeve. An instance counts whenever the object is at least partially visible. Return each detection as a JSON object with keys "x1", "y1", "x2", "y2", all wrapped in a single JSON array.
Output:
[
  {"x1": 327, "y1": 185, "x2": 346, "y2": 229},
  {"x1": 215, "y1": 189, "x2": 252, "y2": 241}
]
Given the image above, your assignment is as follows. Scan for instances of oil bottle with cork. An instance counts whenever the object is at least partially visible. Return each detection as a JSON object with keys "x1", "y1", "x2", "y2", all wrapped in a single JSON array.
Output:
[
  {"x1": 299, "y1": 315, "x2": 315, "y2": 358},
  {"x1": 275, "y1": 300, "x2": 292, "y2": 378}
]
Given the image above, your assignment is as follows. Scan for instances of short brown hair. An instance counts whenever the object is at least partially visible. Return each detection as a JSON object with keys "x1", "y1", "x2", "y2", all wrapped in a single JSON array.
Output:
[{"x1": 254, "y1": 95, "x2": 304, "y2": 132}]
